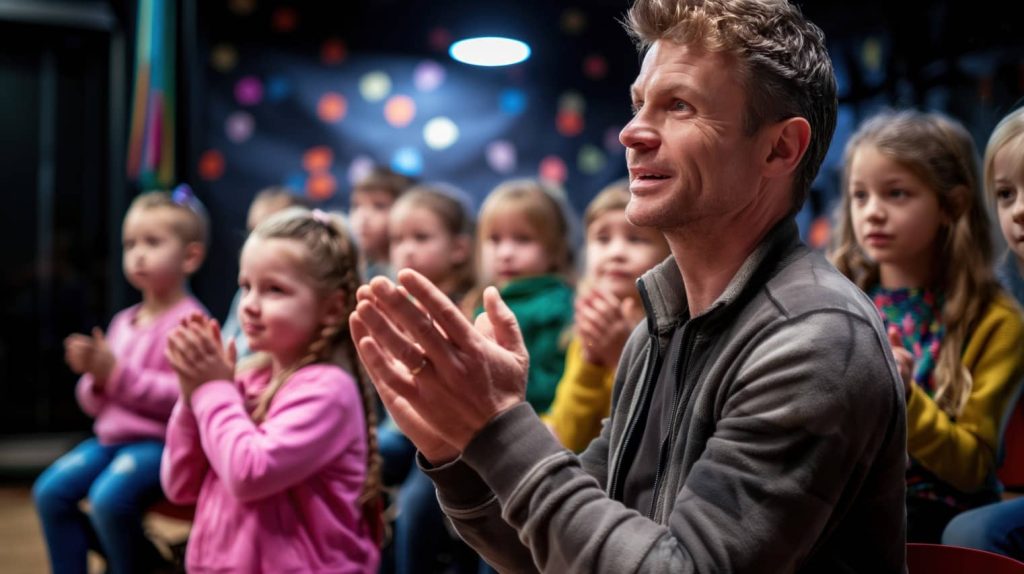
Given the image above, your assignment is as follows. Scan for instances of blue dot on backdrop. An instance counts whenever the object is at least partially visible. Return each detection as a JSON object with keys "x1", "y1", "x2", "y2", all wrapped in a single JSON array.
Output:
[
  {"x1": 391, "y1": 147, "x2": 424, "y2": 177},
  {"x1": 500, "y1": 88, "x2": 527, "y2": 116},
  {"x1": 265, "y1": 75, "x2": 292, "y2": 103}
]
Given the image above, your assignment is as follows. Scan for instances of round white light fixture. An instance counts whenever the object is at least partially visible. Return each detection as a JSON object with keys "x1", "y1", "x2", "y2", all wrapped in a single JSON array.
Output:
[{"x1": 449, "y1": 36, "x2": 531, "y2": 67}]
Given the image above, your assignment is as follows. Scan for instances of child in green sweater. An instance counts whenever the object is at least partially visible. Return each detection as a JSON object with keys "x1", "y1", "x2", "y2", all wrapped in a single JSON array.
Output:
[{"x1": 467, "y1": 179, "x2": 576, "y2": 413}]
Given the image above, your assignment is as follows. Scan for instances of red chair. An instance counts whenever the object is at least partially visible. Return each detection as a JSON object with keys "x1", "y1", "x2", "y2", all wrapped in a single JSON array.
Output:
[
  {"x1": 907, "y1": 543, "x2": 1024, "y2": 573},
  {"x1": 999, "y1": 402, "x2": 1024, "y2": 489}
]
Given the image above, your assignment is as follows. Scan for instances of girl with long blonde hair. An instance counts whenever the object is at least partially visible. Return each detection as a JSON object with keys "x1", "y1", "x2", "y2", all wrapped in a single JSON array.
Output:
[{"x1": 832, "y1": 110, "x2": 1024, "y2": 542}]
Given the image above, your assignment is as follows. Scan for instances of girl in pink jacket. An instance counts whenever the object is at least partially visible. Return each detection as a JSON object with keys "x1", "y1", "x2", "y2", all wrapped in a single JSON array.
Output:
[{"x1": 162, "y1": 208, "x2": 382, "y2": 573}]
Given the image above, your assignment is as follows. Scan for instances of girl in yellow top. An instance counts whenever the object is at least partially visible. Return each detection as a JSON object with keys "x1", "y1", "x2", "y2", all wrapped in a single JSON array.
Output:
[
  {"x1": 543, "y1": 181, "x2": 669, "y2": 452},
  {"x1": 832, "y1": 110, "x2": 1024, "y2": 543}
]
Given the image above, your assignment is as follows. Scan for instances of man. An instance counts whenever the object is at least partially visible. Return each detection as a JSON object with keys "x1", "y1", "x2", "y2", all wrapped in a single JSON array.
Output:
[{"x1": 350, "y1": 0, "x2": 907, "y2": 571}]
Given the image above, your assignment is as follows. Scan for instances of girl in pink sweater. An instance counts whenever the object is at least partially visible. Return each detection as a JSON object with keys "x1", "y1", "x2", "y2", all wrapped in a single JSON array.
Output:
[
  {"x1": 34, "y1": 189, "x2": 208, "y2": 573},
  {"x1": 162, "y1": 208, "x2": 382, "y2": 573}
]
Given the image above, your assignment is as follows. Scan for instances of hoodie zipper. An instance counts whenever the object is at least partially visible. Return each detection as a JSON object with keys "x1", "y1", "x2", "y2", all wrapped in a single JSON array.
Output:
[
  {"x1": 609, "y1": 281, "x2": 663, "y2": 502},
  {"x1": 647, "y1": 321, "x2": 699, "y2": 519}
]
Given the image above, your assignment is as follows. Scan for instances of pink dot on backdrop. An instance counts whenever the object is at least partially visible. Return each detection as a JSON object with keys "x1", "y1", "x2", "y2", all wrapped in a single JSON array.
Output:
[
  {"x1": 583, "y1": 55, "x2": 608, "y2": 79},
  {"x1": 539, "y1": 155, "x2": 567, "y2": 184},
  {"x1": 234, "y1": 76, "x2": 263, "y2": 106},
  {"x1": 348, "y1": 155, "x2": 375, "y2": 186},
  {"x1": 429, "y1": 28, "x2": 452, "y2": 52},
  {"x1": 414, "y1": 61, "x2": 445, "y2": 92},
  {"x1": 225, "y1": 111, "x2": 255, "y2": 143},
  {"x1": 486, "y1": 140, "x2": 517, "y2": 174},
  {"x1": 604, "y1": 126, "x2": 624, "y2": 153}
]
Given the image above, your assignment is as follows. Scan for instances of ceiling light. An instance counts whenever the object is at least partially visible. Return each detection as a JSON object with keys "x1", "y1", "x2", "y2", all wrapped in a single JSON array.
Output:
[{"x1": 449, "y1": 36, "x2": 531, "y2": 67}]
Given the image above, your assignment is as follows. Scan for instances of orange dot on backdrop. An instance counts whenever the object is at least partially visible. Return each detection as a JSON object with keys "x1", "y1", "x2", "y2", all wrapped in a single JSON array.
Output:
[
  {"x1": 556, "y1": 110, "x2": 584, "y2": 137},
  {"x1": 198, "y1": 150, "x2": 225, "y2": 181},
  {"x1": 306, "y1": 172, "x2": 338, "y2": 200},
  {"x1": 272, "y1": 7, "x2": 298, "y2": 33},
  {"x1": 384, "y1": 95, "x2": 416, "y2": 128},
  {"x1": 808, "y1": 216, "x2": 832, "y2": 250},
  {"x1": 317, "y1": 93, "x2": 347, "y2": 123},
  {"x1": 303, "y1": 146, "x2": 334, "y2": 173},
  {"x1": 321, "y1": 38, "x2": 347, "y2": 65}
]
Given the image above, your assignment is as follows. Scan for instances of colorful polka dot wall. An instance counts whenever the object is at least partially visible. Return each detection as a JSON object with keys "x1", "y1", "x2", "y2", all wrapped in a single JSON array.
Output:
[{"x1": 197, "y1": 1, "x2": 637, "y2": 221}]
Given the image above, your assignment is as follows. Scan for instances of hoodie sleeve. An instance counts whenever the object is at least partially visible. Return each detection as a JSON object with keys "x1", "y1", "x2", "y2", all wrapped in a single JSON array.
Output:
[{"x1": 428, "y1": 311, "x2": 904, "y2": 573}]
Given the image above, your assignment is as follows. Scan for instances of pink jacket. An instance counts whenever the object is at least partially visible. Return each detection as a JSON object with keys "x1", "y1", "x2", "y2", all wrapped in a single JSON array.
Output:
[
  {"x1": 161, "y1": 364, "x2": 379, "y2": 573},
  {"x1": 76, "y1": 296, "x2": 206, "y2": 445}
]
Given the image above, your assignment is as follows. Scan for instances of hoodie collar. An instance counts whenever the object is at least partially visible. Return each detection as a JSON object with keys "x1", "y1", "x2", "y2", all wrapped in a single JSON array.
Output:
[{"x1": 638, "y1": 218, "x2": 802, "y2": 336}]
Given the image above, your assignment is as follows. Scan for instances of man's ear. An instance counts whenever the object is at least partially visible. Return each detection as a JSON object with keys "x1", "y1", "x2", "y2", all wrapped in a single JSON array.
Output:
[
  {"x1": 183, "y1": 242, "x2": 206, "y2": 275},
  {"x1": 763, "y1": 117, "x2": 812, "y2": 179}
]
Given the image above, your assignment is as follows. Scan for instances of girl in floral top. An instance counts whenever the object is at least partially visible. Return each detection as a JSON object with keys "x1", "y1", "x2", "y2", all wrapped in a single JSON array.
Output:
[{"x1": 832, "y1": 110, "x2": 1024, "y2": 543}]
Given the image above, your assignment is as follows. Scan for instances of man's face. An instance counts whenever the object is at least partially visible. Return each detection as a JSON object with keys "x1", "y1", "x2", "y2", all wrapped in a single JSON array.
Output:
[{"x1": 620, "y1": 41, "x2": 764, "y2": 232}]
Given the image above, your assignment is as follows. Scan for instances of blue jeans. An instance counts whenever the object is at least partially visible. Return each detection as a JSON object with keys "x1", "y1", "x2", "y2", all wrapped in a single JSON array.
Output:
[
  {"x1": 379, "y1": 423, "x2": 417, "y2": 487},
  {"x1": 394, "y1": 465, "x2": 479, "y2": 574},
  {"x1": 943, "y1": 497, "x2": 1024, "y2": 559},
  {"x1": 33, "y1": 438, "x2": 166, "y2": 574}
]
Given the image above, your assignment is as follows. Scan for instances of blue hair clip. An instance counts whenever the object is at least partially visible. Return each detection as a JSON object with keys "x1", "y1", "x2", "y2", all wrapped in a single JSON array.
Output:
[{"x1": 171, "y1": 183, "x2": 195, "y2": 206}]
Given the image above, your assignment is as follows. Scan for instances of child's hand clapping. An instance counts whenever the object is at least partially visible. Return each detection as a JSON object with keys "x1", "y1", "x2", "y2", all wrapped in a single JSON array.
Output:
[
  {"x1": 575, "y1": 287, "x2": 643, "y2": 368},
  {"x1": 887, "y1": 326, "x2": 915, "y2": 400},
  {"x1": 64, "y1": 328, "x2": 116, "y2": 387},
  {"x1": 166, "y1": 312, "x2": 237, "y2": 403}
]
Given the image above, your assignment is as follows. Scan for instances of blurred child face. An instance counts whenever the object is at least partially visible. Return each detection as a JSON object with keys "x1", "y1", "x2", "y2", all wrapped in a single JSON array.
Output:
[
  {"x1": 993, "y1": 144, "x2": 1024, "y2": 263},
  {"x1": 389, "y1": 204, "x2": 468, "y2": 289},
  {"x1": 237, "y1": 237, "x2": 324, "y2": 365},
  {"x1": 122, "y1": 207, "x2": 193, "y2": 295},
  {"x1": 847, "y1": 145, "x2": 945, "y2": 283},
  {"x1": 586, "y1": 209, "x2": 669, "y2": 301},
  {"x1": 481, "y1": 212, "x2": 552, "y2": 284},
  {"x1": 350, "y1": 188, "x2": 394, "y2": 260},
  {"x1": 247, "y1": 195, "x2": 293, "y2": 233}
]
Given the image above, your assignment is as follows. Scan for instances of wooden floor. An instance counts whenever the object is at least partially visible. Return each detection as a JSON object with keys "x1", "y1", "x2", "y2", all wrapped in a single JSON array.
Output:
[{"x1": 0, "y1": 484, "x2": 190, "y2": 574}]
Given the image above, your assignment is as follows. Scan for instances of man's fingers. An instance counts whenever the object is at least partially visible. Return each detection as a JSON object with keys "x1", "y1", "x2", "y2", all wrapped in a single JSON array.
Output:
[
  {"x1": 91, "y1": 327, "x2": 105, "y2": 342},
  {"x1": 356, "y1": 283, "x2": 379, "y2": 304},
  {"x1": 353, "y1": 300, "x2": 429, "y2": 373},
  {"x1": 482, "y1": 286, "x2": 525, "y2": 354},
  {"x1": 351, "y1": 320, "x2": 420, "y2": 398},
  {"x1": 394, "y1": 270, "x2": 476, "y2": 350}
]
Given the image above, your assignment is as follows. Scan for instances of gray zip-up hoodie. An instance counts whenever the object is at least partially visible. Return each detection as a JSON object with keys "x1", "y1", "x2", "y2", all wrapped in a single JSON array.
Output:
[{"x1": 422, "y1": 219, "x2": 907, "y2": 573}]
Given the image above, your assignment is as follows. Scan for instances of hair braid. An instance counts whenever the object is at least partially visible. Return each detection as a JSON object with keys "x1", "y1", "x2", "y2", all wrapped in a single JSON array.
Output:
[{"x1": 337, "y1": 262, "x2": 384, "y2": 544}]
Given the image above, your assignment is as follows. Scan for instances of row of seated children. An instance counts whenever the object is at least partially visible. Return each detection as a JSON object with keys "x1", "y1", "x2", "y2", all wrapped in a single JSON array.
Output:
[
  {"x1": 33, "y1": 102, "x2": 1024, "y2": 572},
  {"x1": 32, "y1": 162, "x2": 674, "y2": 573}
]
